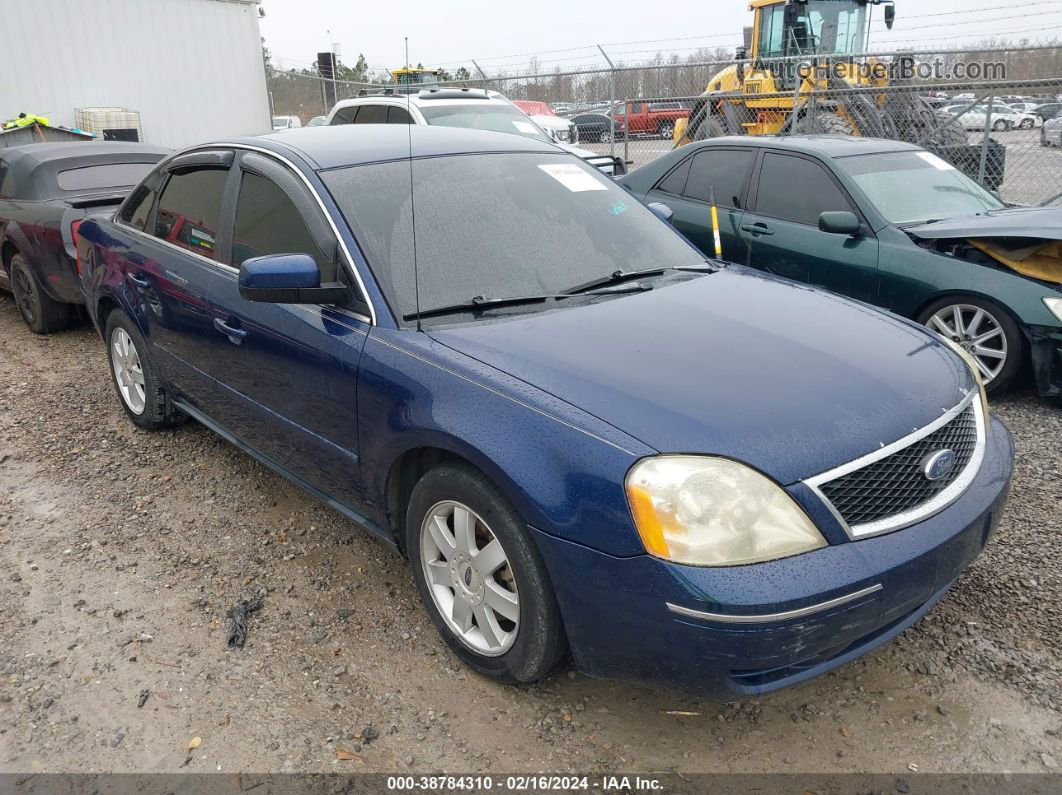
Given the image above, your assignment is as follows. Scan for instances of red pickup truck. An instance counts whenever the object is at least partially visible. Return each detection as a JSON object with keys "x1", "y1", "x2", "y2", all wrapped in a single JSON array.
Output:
[{"x1": 614, "y1": 101, "x2": 691, "y2": 139}]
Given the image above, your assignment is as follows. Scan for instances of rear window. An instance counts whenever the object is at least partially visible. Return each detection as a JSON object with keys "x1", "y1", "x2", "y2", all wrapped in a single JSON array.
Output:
[{"x1": 56, "y1": 162, "x2": 155, "y2": 192}]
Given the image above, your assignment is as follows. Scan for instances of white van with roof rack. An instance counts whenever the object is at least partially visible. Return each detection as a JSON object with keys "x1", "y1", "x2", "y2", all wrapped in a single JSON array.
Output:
[{"x1": 323, "y1": 89, "x2": 625, "y2": 176}]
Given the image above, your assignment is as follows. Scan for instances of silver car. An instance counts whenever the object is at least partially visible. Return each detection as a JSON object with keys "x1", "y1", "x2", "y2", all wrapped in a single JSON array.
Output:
[{"x1": 1043, "y1": 110, "x2": 1062, "y2": 147}]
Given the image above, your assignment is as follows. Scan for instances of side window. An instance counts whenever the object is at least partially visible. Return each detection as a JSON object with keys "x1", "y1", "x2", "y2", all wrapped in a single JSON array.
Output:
[
  {"x1": 332, "y1": 106, "x2": 359, "y2": 125},
  {"x1": 654, "y1": 157, "x2": 692, "y2": 196},
  {"x1": 758, "y1": 5, "x2": 786, "y2": 58},
  {"x1": 118, "y1": 171, "x2": 164, "y2": 230},
  {"x1": 153, "y1": 168, "x2": 228, "y2": 257},
  {"x1": 683, "y1": 149, "x2": 754, "y2": 208},
  {"x1": 355, "y1": 105, "x2": 387, "y2": 124},
  {"x1": 232, "y1": 171, "x2": 336, "y2": 282},
  {"x1": 754, "y1": 153, "x2": 852, "y2": 226},
  {"x1": 386, "y1": 106, "x2": 413, "y2": 124}
]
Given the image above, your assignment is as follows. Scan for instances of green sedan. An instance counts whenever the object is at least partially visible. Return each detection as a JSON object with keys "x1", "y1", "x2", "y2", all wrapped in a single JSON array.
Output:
[{"x1": 621, "y1": 136, "x2": 1062, "y2": 398}]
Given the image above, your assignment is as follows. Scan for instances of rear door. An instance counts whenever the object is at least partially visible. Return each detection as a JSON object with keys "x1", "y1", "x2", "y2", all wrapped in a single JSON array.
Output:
[
  {"x1": 740, "y1": 150, "x2": 879, "y2": 302},
  {"x1": 201, "y1": 150, "x2": 370, "y2": 506},
  {"x1": 118, "y1": 151, "x2": 234, "y2": 400},
  {"x1": 642, "y1": 146, "x2": 755, "y2": 263}
]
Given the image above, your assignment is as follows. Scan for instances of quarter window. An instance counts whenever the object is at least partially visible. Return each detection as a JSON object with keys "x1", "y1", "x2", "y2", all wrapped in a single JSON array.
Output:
[
  {"x1": 153, "y1": 168, "x2": 228, "y2": 257},
  {"x1": 118, "y1": 171, "x2": 164, "y2": 231},
  {"x1": 232, "y1": 171, "x2": 336, "y2": 281},
  {"x1": 754, "y1": 153, "x2": 852, "y2": 225},
  {"x1": 655, "y1": 157, "x2": 692, "y2": 196},
  {"x1": 386, "y1": 106, "x2": 413, "y2": 124},
  {"x1": 355, "y1": 105, "x2": 387, "y2": 124},
  {"x1": 332, "y1": 106, "x2": 359, "y2": 125},
  {"x1": 683, "y1": 149, "x2": 754, "y2": 208}
]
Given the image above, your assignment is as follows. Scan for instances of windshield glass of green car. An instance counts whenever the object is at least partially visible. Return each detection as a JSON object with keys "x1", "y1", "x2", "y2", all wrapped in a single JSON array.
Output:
[{"x1": 839, "y1": 151, "x2": 1006, "y2": 225}]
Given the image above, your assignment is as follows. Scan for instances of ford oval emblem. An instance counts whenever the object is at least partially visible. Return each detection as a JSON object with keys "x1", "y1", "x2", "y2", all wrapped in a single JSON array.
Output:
[{"x1": 922, "y1": 450, "x2": 958, "y2": 481}]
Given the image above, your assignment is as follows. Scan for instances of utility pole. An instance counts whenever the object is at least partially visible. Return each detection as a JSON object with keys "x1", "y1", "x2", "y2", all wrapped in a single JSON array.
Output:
[{"x1": 405, "y1": 37, "x2": 409, "y2": 69}]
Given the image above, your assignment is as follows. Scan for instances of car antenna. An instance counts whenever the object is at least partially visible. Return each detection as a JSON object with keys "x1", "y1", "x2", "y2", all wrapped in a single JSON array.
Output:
[{"x1": 405, "y1": 67, "x2": 422, "y2": 331}]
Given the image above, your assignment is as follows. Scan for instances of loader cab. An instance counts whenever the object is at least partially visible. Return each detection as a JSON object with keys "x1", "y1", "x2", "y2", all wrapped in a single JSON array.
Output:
[{"x1": 750, "y1": 0, "x2": 891, "y2": 61}]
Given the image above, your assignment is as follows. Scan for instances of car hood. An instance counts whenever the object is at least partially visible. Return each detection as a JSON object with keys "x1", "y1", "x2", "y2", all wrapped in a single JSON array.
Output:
[
  {"x1": 905, "y1": 207, "x2": 1062, "y2": 240},
  {"x1": 429, "y1": 269, "x2": 974, "y2": 484}
]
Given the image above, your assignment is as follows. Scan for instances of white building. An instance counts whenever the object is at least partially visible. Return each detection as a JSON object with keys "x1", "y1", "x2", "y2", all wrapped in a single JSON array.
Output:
[{"x1": 0, "y1": 0, "x2": 270, "y2": 149}]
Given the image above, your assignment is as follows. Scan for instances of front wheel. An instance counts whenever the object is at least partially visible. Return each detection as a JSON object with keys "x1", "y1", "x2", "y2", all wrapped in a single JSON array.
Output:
[
  {"x1": 658, "y1": 120, "x2": 675, "y2": 140},
  {"x1": 992, "y1": 119, "x2": 1009, "y2": 131},
  {"x1": 598, "y1": 129, "x2": 612, "y2": 144},
  {"x1": 407, "y1": 463, "x2": 567, "y2": 684},
  {"x1": 1019, "y1": 118, "x2": 1034, "y2": 130},
  {"x1": 918, "y1": 297, "x2": 1024, "y2": 394}
]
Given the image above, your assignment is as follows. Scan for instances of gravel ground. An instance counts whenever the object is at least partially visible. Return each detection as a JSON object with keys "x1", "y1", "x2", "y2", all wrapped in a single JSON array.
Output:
[{"x1": 0, "y1": 293, "x2": 1060, "y2": 776}]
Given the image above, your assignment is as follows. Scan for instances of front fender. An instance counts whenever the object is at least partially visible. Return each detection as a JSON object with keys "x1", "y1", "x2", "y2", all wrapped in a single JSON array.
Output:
[{"x1": 357, "y1": 329, "x2": 656, "y2": 558}]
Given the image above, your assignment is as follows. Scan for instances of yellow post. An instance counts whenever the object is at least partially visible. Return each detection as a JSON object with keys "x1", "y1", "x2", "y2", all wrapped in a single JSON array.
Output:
[{"x1": 708, "y1": 186, "x2": 723, "y2": 259}]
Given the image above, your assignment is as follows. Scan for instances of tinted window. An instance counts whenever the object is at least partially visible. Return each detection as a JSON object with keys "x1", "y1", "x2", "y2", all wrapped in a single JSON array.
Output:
[
  {"x1": 331, "y1": 106, "x2": 358, "y2": 125},
  {"x1": 56, "y1": 162, "x2": 155, "y2": 192},
  {"x1": 118, "y1": 171, "x2": 164, "y2": 230},
  {"x1": 322, "y1": 153, "x2": 707, "y2": 323},
  {"x1": 232, "y1": 171, "x2": 335, "y2": 281},
  {"x1": 683, "y1": 149, "x2": 754, "y2": 208},
  {"x1": 386, "y1": 106, "x2": 413, "y2": 124},
  {"x1": 355, "y1": 105, "x2": 387, "y2": 124},
  {"x1": 754, "y1": 153, "x2": 851, "y2": 225},
  {"x1": 153, "y1": 168, "x2": 228, "y2": 257},
  {"x1": 655, "y1": 157, "x2": 692, "y2": 195}
]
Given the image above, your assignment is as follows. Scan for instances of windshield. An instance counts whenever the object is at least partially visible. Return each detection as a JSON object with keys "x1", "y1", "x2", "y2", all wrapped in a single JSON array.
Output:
[
  {"x1": 419, "y1": 104, "x2": 553, "y2": 143},
  {"x1": 792, "y1": 1, "x2": 868, "y2": 56},
  {"x1": 839, "y1": 151, "x2": 1006, "y2": 225},
  {"x1": 322, "y1": 152, "x2": 707, "y2": 323}
]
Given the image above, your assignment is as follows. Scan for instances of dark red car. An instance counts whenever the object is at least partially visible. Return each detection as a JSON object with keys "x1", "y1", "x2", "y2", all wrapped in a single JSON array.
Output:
[
  {"x1": 0, "y1": 142, "x2": 169, "y2": 332},
  {"x1": 614, "y1": 101, "x2": 691, "y2": 139}
]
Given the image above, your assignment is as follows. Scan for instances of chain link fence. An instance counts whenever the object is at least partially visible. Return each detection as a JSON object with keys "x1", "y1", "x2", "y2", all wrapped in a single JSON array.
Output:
[{"x1": 267, "y1": 44, "x2": 1062, "y2": 206}]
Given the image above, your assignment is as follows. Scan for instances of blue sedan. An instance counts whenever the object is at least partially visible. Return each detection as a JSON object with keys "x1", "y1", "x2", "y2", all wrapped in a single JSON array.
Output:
[{"x1": 77, "y1": 126, "x2": 1013, "y2": 697}]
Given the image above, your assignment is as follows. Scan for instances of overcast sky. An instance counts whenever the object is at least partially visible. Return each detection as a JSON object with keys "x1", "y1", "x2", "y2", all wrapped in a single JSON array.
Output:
[{"x1": 260, "y1": 0, "x2": 1062, "y2": 76}]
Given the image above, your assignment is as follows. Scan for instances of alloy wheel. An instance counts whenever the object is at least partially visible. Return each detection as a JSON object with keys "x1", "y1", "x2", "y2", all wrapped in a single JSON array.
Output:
[
  {"x1": 110, "y1": 327, "x2": 147, "y2": 415},
  {"x1": 420, "y1": 500, "x2": 519, "y2": 656},
  {"x1": 926, "y1": 304, "x2": 1008, "y2": 384}
]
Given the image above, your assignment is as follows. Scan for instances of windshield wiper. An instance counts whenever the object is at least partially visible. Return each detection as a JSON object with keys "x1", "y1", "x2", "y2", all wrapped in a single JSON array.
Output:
[
  {"x1": 561, "y1": 264, "x2": 715, "y2": 296},
  {"x1": 403, "y1": 286, "x2": 651, "y2": 321}
]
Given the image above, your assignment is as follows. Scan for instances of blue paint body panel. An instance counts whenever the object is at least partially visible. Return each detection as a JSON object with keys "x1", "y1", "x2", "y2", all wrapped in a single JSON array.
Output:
[{"x1": 76, "y1": 126, "x2": 1015, "y2": 698}]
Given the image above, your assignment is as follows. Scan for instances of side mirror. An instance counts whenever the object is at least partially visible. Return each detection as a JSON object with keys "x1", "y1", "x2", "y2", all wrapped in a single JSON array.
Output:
[
  {"x1": 818, "y1": 211, "x2": 861, "y2": 236},
  {"x1": 883, "y1": 3, "x2": 896, "y2": 30},
  {"x1": 648, "y1": 202, "x2": 674, "y2": 223},
  {"x1": 238, "y1": 254, "x2": 347, "y2": 304}
]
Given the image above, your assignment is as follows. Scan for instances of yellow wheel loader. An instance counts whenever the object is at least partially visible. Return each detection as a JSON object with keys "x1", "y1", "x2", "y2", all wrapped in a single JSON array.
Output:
[{"x1": 674, "y1": 0, "x2": 967, "y2": 149}]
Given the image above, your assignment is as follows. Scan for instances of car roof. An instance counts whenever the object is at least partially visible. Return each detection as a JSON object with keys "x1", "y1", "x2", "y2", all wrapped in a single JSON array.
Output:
[
  {"x1": 1, "y1": 142, "x2": 172, "y2": 199},
  {"x1": 234, "y1": 124, "x2": 565, "y2": 170},
  {"x1": 332, "y1": 89, "x2": 505, "y2": 109},
  {"x1": 1, "y1": 141, "x2": 170, "y2": 168},
  {"x1": 689, "y1": 134, "x2": 925, "y2": 158}
]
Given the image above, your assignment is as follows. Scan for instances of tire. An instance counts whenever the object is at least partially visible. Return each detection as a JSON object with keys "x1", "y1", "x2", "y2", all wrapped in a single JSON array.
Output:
[
  {"x1": 658, "y1": 120, "x2": 675, "y2": 140},
  {"x1": 8, "y1": 253, "x2": 71, "y2": 334},
  {"x1": 103, "y1": 310, "x2": 183, "y2": 430},
  {"x1": 917, "y1": 296, "x2": 1025, "y2": 395},
  {"x1": 597, "y1": 129, "x2": 612, "y2": 144},
  {"x1": 794, "y1": 111, "x2": 856, "y2": 136},
  {"x1": 692, "y1": 114, "x2": 728, "y2": 141},
  {"x1": 406, "y1": 462, "x2": 568, "y2": 684},
  {"x1": 992, "y1": 119, "x2": 1009, "y2": 132},
  {"x1": 1020, "y1": 118, "x2": 1034, "y2": 130}
]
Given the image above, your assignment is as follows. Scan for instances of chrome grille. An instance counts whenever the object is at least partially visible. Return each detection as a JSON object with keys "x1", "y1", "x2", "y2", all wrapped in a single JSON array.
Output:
[{"x1": 816, "y1": 402, "x2": 981, "y2": 532}]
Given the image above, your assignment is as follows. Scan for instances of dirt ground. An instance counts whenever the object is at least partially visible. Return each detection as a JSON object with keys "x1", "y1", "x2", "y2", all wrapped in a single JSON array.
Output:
[{"x1": 0, "y1": 294, "x2": 1060, "y2": 777}]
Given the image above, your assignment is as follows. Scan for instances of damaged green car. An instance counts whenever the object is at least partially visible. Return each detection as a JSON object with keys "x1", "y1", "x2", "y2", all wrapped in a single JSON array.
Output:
[{"x1": 620, "y1": 136, "x2": 1062, "y2": 398}]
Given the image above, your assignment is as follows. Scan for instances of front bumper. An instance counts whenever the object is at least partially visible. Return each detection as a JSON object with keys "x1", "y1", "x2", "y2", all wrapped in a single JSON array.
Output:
[
  {"x1": 1028, "y1": 324, "x2": 1062, "y2": 398},
  {"x1": 532, "y1": 416, "x2": 1013, "y2": 698}
]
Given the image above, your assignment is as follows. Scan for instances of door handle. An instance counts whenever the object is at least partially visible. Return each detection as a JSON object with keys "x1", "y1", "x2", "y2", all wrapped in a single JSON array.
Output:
[
  {"x1": 213, "y1": 317, "x2": 248, "y2": 344},
  {"x1": 740, "y1": 223, "x2": 775, "y2": 237},
  {"x1": 126, "y1": 273, "x2": 151, "y2": 289}
]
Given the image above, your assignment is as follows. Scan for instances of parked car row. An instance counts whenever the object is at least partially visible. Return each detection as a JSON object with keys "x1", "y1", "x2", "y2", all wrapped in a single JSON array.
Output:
[
  {"x1": 0, "y1": 121, "x2": 1037, "y2": 699},
  {"x1": 941, "y1": 102, "x2": 1041, "y2": 132}
]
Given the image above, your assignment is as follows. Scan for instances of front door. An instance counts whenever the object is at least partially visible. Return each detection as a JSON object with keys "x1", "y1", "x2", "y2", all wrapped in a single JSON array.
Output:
[
  {"x1": 740, "y1": 151, "x2": 879, "y2": 303},
  {"x1": 202, "y1": 152, "x2": 369, "y2": 507}
]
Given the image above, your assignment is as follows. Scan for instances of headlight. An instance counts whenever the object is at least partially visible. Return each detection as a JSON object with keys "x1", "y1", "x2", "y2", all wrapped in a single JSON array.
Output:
[
  {"x1": 939, "y1": 337, "x2": 990, "y2": 422},
  {"x1": 1045, "y1": 296, "x2": 1062, "y2": 323},
  {"x1": 625, "y1": 456, "x2": 826, "y2": 567}
]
